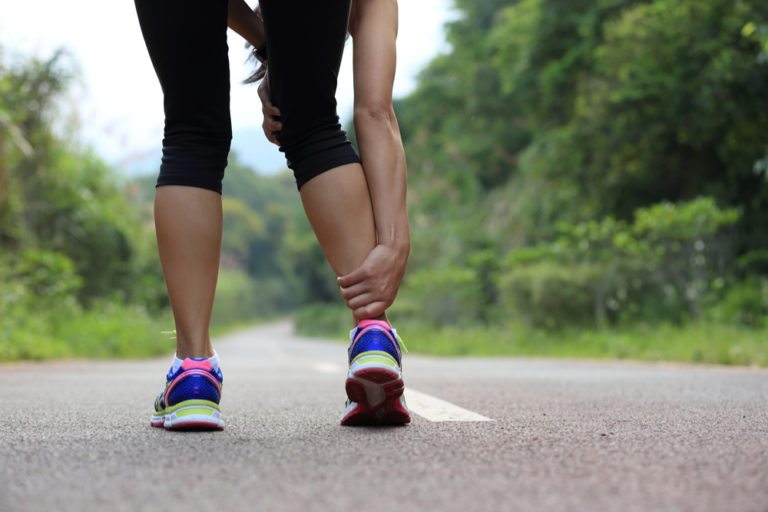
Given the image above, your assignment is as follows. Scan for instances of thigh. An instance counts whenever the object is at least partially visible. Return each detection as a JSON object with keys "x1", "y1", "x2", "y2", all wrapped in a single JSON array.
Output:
[
  {"x1": 134, "y1": 0, "x2": 231, "y2": 139},
  {"x1": 259, "y1": 0, "x2": 351, "y2": 141}
]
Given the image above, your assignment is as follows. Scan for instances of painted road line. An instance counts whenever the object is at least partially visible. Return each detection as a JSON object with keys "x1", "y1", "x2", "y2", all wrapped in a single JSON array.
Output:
[
  {"x1": 310, "y1": 363, "x2": 493, "y2": 422},
  {"x1": 404, "y1": 388, "x2": 494, "y2": 422}
]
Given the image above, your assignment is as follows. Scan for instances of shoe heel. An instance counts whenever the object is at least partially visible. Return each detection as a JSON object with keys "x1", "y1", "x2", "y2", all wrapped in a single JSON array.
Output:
[
  {"x1": 343, "y1": 367, "x2": 410, "y2": 426},
  {"x1": 162, "y1": 400, "x2": 224, "y2": 431}
]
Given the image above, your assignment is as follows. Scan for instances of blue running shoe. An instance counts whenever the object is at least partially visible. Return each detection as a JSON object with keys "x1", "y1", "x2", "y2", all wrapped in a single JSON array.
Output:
[
  {"x1": 150, "y1": 358, "x2": 224, "y2": 431},
  {"x1": 341, "y1": 320, "x2": 410, "y2": 426}
]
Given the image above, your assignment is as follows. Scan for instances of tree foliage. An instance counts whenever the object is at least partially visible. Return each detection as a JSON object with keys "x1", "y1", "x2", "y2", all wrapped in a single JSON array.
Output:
[
  {"x1": 0, "y1": 49, "x2": 163, "y2": 306},
  {"x1": 399, "y1": 0, "x2": 768, "y2": 240},
  {"x1": 392, "y1": 0, "x2": 768, "y2": 329},
  {"x1": 4, "y1": 0, "x2": 768, "y2": 361}
]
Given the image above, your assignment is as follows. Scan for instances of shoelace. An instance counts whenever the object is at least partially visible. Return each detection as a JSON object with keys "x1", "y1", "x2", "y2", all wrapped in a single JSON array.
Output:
[{"x1": 391, "y1": 328, "x2": 409, "y2": 354}]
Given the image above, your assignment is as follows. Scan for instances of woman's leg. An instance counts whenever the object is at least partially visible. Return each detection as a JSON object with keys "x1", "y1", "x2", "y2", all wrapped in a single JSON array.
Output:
[
  {"x1": 298, "y1": 163, "x2": 388, "y2": 322},
  {"x1": 135, "y1": 0, "x2": 231, "y2": 357},
  {"x1": 154, "y1": 187, "x2": 221, "y2": 358},
  {"x1": 260, "y1": 0, "x2": 385, "y2": 322},
  {"x1": 298, "y1": 164, "x2": 375, "y2": 277},
  {"x1": 260, "y1": 0, "x2": 408, "y2": 425}
]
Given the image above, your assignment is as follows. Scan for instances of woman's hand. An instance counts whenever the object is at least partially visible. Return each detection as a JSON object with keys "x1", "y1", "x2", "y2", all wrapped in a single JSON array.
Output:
[
  {"x1": 337, "y1": 242, "x2": 410, "y2": 320},
  {"x1": 257, "y1": 75, "x2": 282, "y2": 145}
]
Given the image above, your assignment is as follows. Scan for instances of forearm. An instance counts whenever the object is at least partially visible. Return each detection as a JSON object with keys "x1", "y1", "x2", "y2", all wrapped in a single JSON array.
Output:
[
  {"x1": 351, "y1": 0, "x2": 409, "y2": 252},
  {"x1": 354, "y1": 111, "x2": 410, "y2": 251},
  {"x1": 227, "y1": 0, "x2": 265, "y2": 48}
]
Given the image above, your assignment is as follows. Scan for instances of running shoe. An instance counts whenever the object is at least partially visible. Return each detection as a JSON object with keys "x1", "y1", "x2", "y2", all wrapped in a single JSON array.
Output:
[
  {"x1": 150, "y1": 357, "x2": 224, "y2": 431},
  {"x1": 341, "y1": 319, "x2": 411, "y2": 426}
]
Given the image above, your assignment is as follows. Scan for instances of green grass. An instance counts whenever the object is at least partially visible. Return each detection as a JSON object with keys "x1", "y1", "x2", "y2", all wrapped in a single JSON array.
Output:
[
  {"x1": 0, "y1": 303, "x2": 277, "y2": 363},
  {"x1": 402, "y1": 323, "x2": 768, "y2": 366},
  {"x1": 0, "y1": 303, "x2": 175, "y2": 361},
  {"x1": 294, "y1": 303, "x2": 768, "y2": 367},
  {"x1": 0, "y1": 269, "x2": 276, "y2": 362},
  {"x1": 4, "y1": 294, "x2": 764, "y2": 366}
]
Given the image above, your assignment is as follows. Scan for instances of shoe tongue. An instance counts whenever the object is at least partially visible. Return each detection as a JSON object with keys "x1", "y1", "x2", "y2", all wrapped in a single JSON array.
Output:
[
  {"x1": 350, "y1": 320, "x2": 392, "y2": 344},
  {"x1": 181, "y1": 358, "x2": 212, "y2": 371},
  {"x1": 357, "y1": 319, "x2": 390, "y2": 331},
  {"x1": 352, "y1": 320, "x2": 396, "y2": 349}
]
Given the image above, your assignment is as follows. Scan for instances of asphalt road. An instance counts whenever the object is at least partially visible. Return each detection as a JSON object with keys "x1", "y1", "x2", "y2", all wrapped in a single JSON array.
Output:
[{"x1": 1, "y1": 321, "x2": 767, "y2": 512}]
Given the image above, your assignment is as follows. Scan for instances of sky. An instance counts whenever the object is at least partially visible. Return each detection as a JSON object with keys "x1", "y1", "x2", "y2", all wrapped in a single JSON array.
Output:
[{"x1": 0, "y1": 0, "x2": 454, "y2": 175}]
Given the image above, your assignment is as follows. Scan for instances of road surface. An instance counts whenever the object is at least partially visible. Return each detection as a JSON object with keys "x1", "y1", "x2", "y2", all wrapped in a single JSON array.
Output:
[{"x1": 1, "y1": 322, "x2": 767, "y2": 511}]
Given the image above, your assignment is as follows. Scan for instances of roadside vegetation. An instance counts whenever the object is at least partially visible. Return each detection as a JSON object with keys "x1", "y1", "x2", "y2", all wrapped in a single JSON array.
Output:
[
  {"x1": 0, "y1": 49, "x2": 303, "y2": 360},
  {"x1": 2, "y1": 0, "x2": 768, "y2": 365},
  {"x1": 299, "y1": 0, "x2": 768, "y2": 366}
]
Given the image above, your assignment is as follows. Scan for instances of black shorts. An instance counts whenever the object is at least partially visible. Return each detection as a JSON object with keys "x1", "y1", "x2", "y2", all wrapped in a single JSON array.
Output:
[{"x1": 135, "y1": 0, "x2": 360, "y2": 193}]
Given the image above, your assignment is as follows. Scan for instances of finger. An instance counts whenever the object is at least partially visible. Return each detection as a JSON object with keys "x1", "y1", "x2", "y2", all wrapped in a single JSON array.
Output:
[
  {"x1": 262, "y1": 104, "x2": 279, "y2": 116},
  {"x1": 339, "y1": 282, "x2": 368, "y2": 300},
  {"x1": 262, "y1": 115, "x2": 281, "y2": 133},
  {"x1": 262, "y1": 124, "x2": 277, "y2": 144},
  {"x1": 338, "y1": 268, "x2": 367, "y2": 288},
  {"x1": 346, "y1": 292, "x2": 375, "y2": 310},
  {"x1": 258, "y1": 87, "x2": 271, "y2": 106},
  {"x1": 354, "y1": 301, "x2": 388, "y2": 320},
  {"x1": 258, "y1": 91, "x2": 269, "y2": 106}
]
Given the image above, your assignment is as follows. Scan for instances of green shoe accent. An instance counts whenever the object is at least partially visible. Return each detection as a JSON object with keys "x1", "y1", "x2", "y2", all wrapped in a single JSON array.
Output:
[
  {"x1": 176, "y1": 407, "x2": 216, "y2": 417},
  {"x1": 155, "y1": 399, "x2": 220, "y2": 415},
  {"x1": 393, "y1": 330, "x2": 408, "y2": 353},
  {"x1": 351, "y1": 350, "x2": 398, "y2": 368}
]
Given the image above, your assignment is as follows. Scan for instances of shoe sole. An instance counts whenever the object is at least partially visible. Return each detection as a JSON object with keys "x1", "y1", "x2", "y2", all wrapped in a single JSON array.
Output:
[
  {"x1": 341, "y1": 366, "x2": 411, "y2": 426},
  {"x1": 151, "y1": 400, "x2": 224, "y2": 431}
]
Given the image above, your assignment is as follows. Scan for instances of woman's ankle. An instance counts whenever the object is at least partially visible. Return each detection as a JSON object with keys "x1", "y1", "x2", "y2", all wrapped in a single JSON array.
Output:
[
  {"x1": 175, "y1": 339, "x2": 215, "y2": 360},
  {"x1": 353, "y1": 313, "x2": 388, "y2": 326}
]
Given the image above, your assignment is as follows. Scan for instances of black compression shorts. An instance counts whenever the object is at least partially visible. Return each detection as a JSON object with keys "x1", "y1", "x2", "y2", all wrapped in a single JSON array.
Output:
[{"x1": 135, "y1": 0, "x2": 360, "y2": 193}]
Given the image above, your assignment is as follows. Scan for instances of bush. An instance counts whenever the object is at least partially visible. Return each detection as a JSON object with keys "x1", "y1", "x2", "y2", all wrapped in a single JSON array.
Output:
[
  {"x1": 211, "y1": 270, "x2": 285, "y2": 329},
  {"x1": 392, "y1": 266, "x2": 483, "y2": 327},
  {"x1": 0, "y1": 250, "x2": 82, "y2": 337},
  {"x1": 498, "y1": 262, "x2": 601, "y2": 329},
  {"x1": 12, "y1": 250, "x2": 82, "y2": 306},
  {"x1": 706, "y1": 278, "x2": 768, "y2": 328},
  {"x1": 53, "y1": 303, "x2": 172, "y2": 358},
  {"x1": 294, "y1": 303, "x2": 350, "y2": 338},
  {"x1": 0, "y1": 300, "x2": 172, "y2": 362},
  {"x1": 0, "y1": 250, "x2": 172, "y2": 361},
  {"x1": 498, "y1": 197, "x2": 741, "y2": 329}
]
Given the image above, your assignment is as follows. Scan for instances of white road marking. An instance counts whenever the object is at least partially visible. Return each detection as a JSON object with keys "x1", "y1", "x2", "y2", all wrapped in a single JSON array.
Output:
[
  {"x1": 404, "y1": 388, "x2": 494, "y2": 422},
  {"x1": 310, "y1": 362, "x2": 494, "y2": 422}
]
